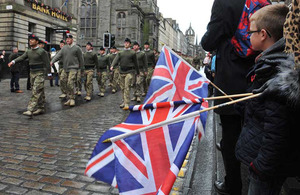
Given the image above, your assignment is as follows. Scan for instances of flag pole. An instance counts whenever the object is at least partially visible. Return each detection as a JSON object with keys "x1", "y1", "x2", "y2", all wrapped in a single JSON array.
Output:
[
  {"x1": 103, "y1": 93, "x2": 261, "y2": 143},
  {"x1": 204, "y1": 93, "x2": 253, "y2": 101},
  {"x1": 208, "y1": 81, "x2": 234, "y2": 101}
]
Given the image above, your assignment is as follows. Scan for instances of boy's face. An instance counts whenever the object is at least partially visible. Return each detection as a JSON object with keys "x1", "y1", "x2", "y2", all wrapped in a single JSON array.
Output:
[{"x1": 249, "y1": 21, "x2": 263, "y2": 51}]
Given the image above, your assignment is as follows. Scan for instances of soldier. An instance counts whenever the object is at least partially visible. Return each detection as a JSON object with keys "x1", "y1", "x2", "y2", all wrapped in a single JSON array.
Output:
[
  {"x1": 83, "y1": 42, "x2": 98, "y2": 101},
  {"x1": 8, "y1": 47, "x2": 23, "y2": 93},
  {"x1": 96, "y1": 47, "x2": 110, "y2": 97},
  {"x1": 51, "y1": 34, "x2": 84, "y2": 107},
  {"x1": 8, "y1": 34, "x2": 51, "y2": 116},
  {"x1": 143, "y1": 41, "x2": 156, "y2": 96},
  {"x1": 132, "y1": 41, "x2": 147, "y2": 102},
  {"x1": 75, "y1": 44, "x2": 83, "y2": 96},
  {"x1": 110, "y1": 38, "x2": 139, "y2": 109},
  {"x1": 58, "y1": 40, "x2": 67, "y2": 98},
  {"x1": 109, "y1": 46, "x2": 119, "y2": 93}
]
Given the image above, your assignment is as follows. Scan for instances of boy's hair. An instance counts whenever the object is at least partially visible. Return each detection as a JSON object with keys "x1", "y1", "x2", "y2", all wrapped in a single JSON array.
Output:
[{"x1": 250, "y1": 4, "x2": 289, "y2": 42}]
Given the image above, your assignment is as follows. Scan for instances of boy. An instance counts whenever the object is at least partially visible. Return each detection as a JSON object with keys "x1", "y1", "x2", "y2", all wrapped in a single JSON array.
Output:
[{"x1": 235, "y1": 4, "x2": 300, "y2": 195}]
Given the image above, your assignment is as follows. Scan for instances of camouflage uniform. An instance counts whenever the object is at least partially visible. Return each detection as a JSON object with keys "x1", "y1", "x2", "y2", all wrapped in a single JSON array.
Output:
[
  {"x1": 109, "y1": 52, "x2": 119, "y2": 92},
  {"x1": 13, "y1": 47, "x2": 50, "y2": 113},
  {"x1": 144, "y1": 49, "x2": 156, "y2": 93},
  {"x1": 83, "y1": 51, "x2": 98, "y2": 97},
  {"x1": 133, "y1": 50, "x2": 147, "y2": 99},
  {"x1": 111, "y1": 48, "x2": 139, "y2": 107},
  {"x1": 97, "y1": 53, "x2": 110, "y2": 95}
]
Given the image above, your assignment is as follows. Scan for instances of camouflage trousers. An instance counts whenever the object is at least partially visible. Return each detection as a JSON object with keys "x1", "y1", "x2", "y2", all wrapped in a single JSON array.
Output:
[
  {"x1": 111, "y1": 68, "x2": 120, "y2": 91},
  {"x1": 59, "y1": 69, "x2": 67, "y2": 95},
  {"x1": 133, "y1": 73, "x2": 145, "y2": 98},
  {"x1": 61, "y1": 69, "x2": 77, "y2": 100},
  {"x1": 84, "y1": 69, "x2": 94, "y2": 97},
  {"x1": 75, "y1": 69, "x2": 82, "y2": 92},
  {"x1": 27, "y1": 71, "x2": 45, "y2": 112},
  {"x1": 97, "y1": 71, "x2": 107, "y2": 93},
  {"x1": 144, "y1": 67, "x2": 154, "y2": 93},
  {"x1": 119, "y1": 72, "x2": 133, "y2": 105}
]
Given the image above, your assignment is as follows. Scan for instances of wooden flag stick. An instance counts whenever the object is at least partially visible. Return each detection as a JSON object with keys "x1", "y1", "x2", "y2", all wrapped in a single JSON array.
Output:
[
  {"x1": 204, "y1": 93, "x2": 253, "y2": 101},
  {"x1": 209, "y1": 81, "x2": 234, "y2": 101},
  {"x1": 103, "y1": 93, "x2": 261, "y2": 143}
]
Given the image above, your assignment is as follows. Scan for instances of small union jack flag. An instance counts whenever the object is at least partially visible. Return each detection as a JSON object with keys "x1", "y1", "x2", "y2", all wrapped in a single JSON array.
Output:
[{"x1": 85, "y1": 46, "x2": 209, "y2": 194}]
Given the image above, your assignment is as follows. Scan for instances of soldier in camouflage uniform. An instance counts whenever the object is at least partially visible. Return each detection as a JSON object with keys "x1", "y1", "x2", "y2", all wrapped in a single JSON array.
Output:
[
  {"x1": 111, "y1": 38, "x2": 139, "y2": 109},
  {"x1": 57, "y1": 40, "x2": 68, "y2": 98},
  {"x1": 83, "y1": 42, "x2": 98, "y2": 101},
  {"x1": 131, "y1": 41, "x2": 147, "y2": 103},
  {"x1": 97, "y1": 47, "x2": 110, "y2": 97},
  {"x1": 51, "y1": 34, "x2": 84, "y2": 107},
  {"x1": 8, "y1": 34, "x2": 50, "y2": 116},
  {"x1": 75, "y1": 44, "x2": 83, "y2": 96},
  {"x1": 109, "y1": 46, "x2": 119, "y2": 93},
  {"x1": 143, "y1": 41, "x2": 156, "y2": 96}
]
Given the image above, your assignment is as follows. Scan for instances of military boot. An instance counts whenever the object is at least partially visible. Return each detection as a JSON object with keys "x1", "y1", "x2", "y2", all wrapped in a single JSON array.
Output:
[
  {"x1": 119, "y1": 102, "x2": 125, "y2": 108},
  {"x1": 32, "y1": 109, "x2": 45, "y2": 115},
  {"x1": 23, "y1": 110, "x2": 33, "y2": 116},
  {"x1": 77, "y1": 91, "x2": 81, "y2": 96},
  {"x1": 64, "y1": 100, "x2": 71, "y2": 106},
  {"x1": 85, "y1": 96, "x2": 91, "y2": 101},
  {"x1": 70, "y1": 99, "x2": 75, "y2": 107},
  {"x1": 59, "y1": 94, "x2": 66, "y2": 98},
  {"x1": 123, "y1": 104, "x2": 129, "y2": 110},
  {"x1": 131, "y1": 96, "x2": 137, "y2": 101},
  {"x1": 112, "y1": 89, "x2": 116, "y2": 93},
  {"x1": 136, "y1": 97, "x2": 141, "y2": 102}
]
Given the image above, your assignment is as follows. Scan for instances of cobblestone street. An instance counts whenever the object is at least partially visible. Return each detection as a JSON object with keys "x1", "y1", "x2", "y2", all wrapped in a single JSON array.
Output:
[{"x1": 0, "y1": 78, "x2": 128, "y2": 195}]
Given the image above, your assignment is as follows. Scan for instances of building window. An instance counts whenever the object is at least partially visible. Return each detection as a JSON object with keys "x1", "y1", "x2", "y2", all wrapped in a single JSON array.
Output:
[
  {"x1": 117, "y1": 12, "x2": 126, "y2": 38},
  {"x1": 80, "y1": 0, "x2": 97, "y2": 38}
]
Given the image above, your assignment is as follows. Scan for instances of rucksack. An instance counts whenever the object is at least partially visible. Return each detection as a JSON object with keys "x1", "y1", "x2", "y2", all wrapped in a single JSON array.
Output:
[{"x1": 230, "y1": 0, "x2": 271, "y2": 57}]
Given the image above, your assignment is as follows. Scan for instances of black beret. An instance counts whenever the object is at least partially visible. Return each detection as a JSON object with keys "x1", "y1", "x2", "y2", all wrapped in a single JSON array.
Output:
[
  {"x1": 86, "y1": 42, "x2": 93, "y2": 47},
  {"x1": 60, "y1": 40, "x2": 65, "y2": 44},
  {"x1": 144, "y1": 41, "x2": 150, "y2": 45},
  {"x1": 66, "y1": 34, "x2": 73, "y2": 39},
  {"x1": 29, "y1": 34, "x2": 39, "y2": 41},
  {"x1": 99, "y1": 47, "x2": 105, "y2": 51},
  {"x1": 124, "y1": 38, "x2": 131, "y2": 43},
  {"x1": 133, "y1": 41, "x2": 139, "y2": 46}
]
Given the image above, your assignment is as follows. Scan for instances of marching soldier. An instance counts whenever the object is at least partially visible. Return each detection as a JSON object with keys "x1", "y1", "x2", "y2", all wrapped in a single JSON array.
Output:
[
  {"x1": 58, "y1": 40, "x2": 67, "y2": 98},
  {"x1": 75, "y1": 44, "x2": 83, "y2": 96},
  {"x1": 51, "y1": 34, "x2": 84, "y2": 107},
  {"x1": 109, "y1": 46, "x2": 119, "y2": 93},
  {"x1": 96, "y1": 47, "x2": 110, "y2": 97},
  {"x1": 132, "y1": 41, "x2": 147, "y2": 102},
  {"x1": 8, "y1": 34, "x2": 51, "y2": 116},
  {"x1": 143, "y1": 41, "x2": 156, "y2": 96},
  {"x1": 110, "y1": 38, "x2": 139, "y2": 109},
  {"x1": 83, "y1": 42, "x2": 98, "y2": 101}
]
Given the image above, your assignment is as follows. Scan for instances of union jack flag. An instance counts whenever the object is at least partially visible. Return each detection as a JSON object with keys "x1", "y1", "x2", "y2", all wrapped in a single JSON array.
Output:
[{"x1": 85, "y1": 46, "x2": 209, "y2": 194}]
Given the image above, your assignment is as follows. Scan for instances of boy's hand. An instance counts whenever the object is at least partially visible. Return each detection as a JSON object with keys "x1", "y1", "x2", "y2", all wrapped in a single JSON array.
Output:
[{"x1": 8, "y1": 62, "x2": 13, "y2": 67}]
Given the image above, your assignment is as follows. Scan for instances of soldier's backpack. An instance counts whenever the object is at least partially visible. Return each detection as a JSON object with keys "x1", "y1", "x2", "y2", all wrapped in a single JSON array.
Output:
[{"x1": 230, "y1": 0, "x2": 271, "y2": 57}]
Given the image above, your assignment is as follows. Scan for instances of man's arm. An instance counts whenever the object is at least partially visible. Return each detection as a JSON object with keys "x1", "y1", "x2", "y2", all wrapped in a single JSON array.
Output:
[
  {"x1": 77, "y1": 47, "x2": 84, "y2": 70},
  {"x1": 8, "y1": 51, "x2": 28, "y2": 67},
  {"x1": 110, "y1": 53, "x2": 120, "y2": 70}
]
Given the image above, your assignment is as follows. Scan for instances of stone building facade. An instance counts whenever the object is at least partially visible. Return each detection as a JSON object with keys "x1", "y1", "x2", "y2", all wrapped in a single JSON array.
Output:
[
  {"x1": 78, "y1": 0, "x2": 160, "y2": 51},
  {"x1": 0, "y1": 0, "x2": 79, "y2": 78}
]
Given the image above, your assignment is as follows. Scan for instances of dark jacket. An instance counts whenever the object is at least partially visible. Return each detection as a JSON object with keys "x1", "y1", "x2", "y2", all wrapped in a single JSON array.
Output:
[
  {"x1": 201, "y1": 0, "x2": 259, "y2": 115},
  {"x1": 235, "y1": 38, "x2": 300, "y2": 179},
  {"x1": 9, "y1": 53, "x2": 20, "y2": 73}
]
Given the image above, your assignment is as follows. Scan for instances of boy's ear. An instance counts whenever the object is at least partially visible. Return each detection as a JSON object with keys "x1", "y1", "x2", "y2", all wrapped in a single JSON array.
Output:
[{"x1": 260, "y1": 29, "x2": 269, "y2": 41}]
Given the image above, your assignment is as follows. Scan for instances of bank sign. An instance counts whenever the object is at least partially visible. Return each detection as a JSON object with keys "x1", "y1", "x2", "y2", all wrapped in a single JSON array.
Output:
[{"x1": 31, "y1": 3, "x2": 71, "y2": 22}]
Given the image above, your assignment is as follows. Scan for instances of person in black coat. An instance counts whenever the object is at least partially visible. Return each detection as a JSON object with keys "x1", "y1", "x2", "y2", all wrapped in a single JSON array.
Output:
[
  {"x1": 235, "y1": 4, "x2": 295, "y2": 194},
  {"x1": 201, "y1": 0, "x2": 271, "y2": 194}
]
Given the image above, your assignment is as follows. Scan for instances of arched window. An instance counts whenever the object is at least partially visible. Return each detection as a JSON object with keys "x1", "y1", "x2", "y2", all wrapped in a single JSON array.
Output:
[
  {"x1": 117, "y1": 12, "x2": 126, "y2": 38},
  {"x1": 80, "y1": 0, "x2": 97, "y2": 38}
]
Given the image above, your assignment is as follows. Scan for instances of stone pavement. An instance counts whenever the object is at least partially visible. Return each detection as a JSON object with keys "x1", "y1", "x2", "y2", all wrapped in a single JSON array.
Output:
[{"x1": 0, "y1": 78, "x2": 127, "y2": 195}]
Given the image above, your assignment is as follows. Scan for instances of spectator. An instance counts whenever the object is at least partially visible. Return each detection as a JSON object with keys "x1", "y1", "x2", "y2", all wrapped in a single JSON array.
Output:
[
  {"x1": 0, "y1": 50, "x2": 5, "y2": 82},
  {"x1": 235, "y1": 4, "x2": 299, "y2": 195},
  {"x1": 8, "y1": 47, "x2": 23, "y2": 93},
  {"x1": 201, "y1": 0, "x2": 270, "y2": 194}
]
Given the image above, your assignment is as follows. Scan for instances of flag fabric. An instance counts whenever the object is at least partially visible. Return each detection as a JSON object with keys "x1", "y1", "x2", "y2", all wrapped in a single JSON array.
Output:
[
  {"x1": 129, "y1": 98, "x2": 203, "y2": 111},
  {"x1": 85, "y1": 46, "x2": 209, "y2": 194}
]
